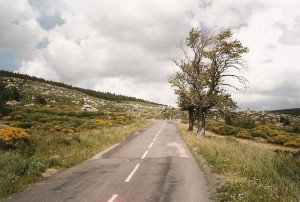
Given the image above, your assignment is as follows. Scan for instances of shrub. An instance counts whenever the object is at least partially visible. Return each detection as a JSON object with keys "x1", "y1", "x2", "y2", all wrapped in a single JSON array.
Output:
[
  {"x1": 250, "y1": 129, "x2": 268, "y2": 139},
  {"x1": 268, "y1": 135, "x2": 289, "y2": 145},
  {"x1": 16, "y1": 122, "x2": 34, "y2": 129},
  {"x1": 0, "y1": 127, "x2": 29, "y2": 148},
  {"x1": 13, "y1": 115, "x2": 22, "y2": 120},
  {"x1": 94, "y1": 119, "x2": 113, "y2": 127},
  {"x1": 236, "y1": 130, "x2": 252, "y2": 139},
  {"x1": 53, "y1": 125, "x2": 62, "y2": 131},
  {"x1": 267, "y1": 130, "x2": 283, "y2": 137},
  {"x1": 2, "y1": 116, "x2": 12, "y2": 121},
  {"x1": 211, "y1": 125, "x2": 227, "y2": 135},
  {"x1": 284, "y1": 141, "x2": 300, "y2": 148},
  {"x1": 267, "y1": 137, "x2": 275, "y2": 143},
  {"x1": 273, "y1": 135, "x2": 289, "y2": 144},
  {"x1": 292, "y1": 124, "x2": 300, "y2": 133},
  {"x1": 35, "y1": 95, "x2": 47, "y2": 105},
  {"x1": 280, "y1": 116, "x2": 290, "y2": 126},
  {"x1": 231, "y1": 116, "x2": 256, "y2": 129},
  {"x1": 115, "y1": 115, "x2": 126, "y2": 121},
  {"x1": 227, "y1": 126, "x2": 242, "y2": 136}
]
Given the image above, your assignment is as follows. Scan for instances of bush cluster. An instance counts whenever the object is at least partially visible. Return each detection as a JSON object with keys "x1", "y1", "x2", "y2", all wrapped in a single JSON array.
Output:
[
  {"x1": 115, "y1": 115, "x2": 126, "y2": 121},
  {"x1": 267, "y1": 135, "x2": 289, "y2": 144},
  {"x1": 284, "y1": 141, "x2": 300, "y2": 148},
  {"x1": 208, "y1": 120, "x2": 300, "y2": 148},
  {"x1": 236, "y1": 130, "x2": 252, "y2": 139},
  {"x1": 0, "y1": 127, "x2": 29, "y2": 148},
  {"x1": 93, "y1": 119, "x2": 113, "y2": 127}
]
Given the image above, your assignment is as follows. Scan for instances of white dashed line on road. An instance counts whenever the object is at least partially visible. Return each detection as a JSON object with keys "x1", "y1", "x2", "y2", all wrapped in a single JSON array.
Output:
[
  {"x1": 107, "y1": 194, "x2": 118, "y2": 202},
  {"x1": 125, "y1": 164, "x2": 140, "y2": 182},
  {"x1": 141, "y1": 150, "x2": 149, "y2": 159}
]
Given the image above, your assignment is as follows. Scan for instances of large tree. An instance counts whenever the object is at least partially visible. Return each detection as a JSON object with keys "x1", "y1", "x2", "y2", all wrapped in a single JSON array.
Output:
[{"x1": 169, "y1": 28, "x2": 248, "y2": 137}]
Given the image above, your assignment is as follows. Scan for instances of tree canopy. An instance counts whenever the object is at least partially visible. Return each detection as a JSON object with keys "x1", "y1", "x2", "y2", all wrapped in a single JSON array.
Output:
[{"x1": 169, "y1": 28, "x2": 248, "y2": 137}]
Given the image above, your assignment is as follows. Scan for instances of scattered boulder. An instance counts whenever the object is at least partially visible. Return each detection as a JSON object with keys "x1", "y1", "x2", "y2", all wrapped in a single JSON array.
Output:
[
  {"x1": 81, "y1": 105, "x2": 98, "y2": 112},
  {"x1": 24, "y1": 103, "x2": 35, "y2": 107},
  {"x1": 5, "y1": 100, "x2": 19, "y2": 106}
]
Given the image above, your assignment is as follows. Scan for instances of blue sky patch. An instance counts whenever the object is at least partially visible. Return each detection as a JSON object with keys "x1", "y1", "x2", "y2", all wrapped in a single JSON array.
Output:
[
  {"x1": 0, "y1": 52, "x2": 18, "y2": 70},
  {"x1": 38, "y1": 14, "x2": 65, "y2": 30}
]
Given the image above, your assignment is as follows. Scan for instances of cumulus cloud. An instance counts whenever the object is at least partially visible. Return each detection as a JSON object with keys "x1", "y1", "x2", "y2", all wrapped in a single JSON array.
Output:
[
  {"x1": 279, "y1": 16, "x2": 300, "y2": 45},
  {"x1": 18, "y1": 56, "x2": 60, "y2": 81},
  {"x1": 1, "y1": 0, "x2": 300, "y2": 109},
  {"x1": 0, "y1": 0, "x2": 45, "y2": 60}
]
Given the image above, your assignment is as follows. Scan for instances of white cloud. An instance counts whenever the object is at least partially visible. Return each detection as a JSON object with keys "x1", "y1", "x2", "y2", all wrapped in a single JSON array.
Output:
[
  {"x1": 18, "y1": 56, "x2": 60, "y2": 81},
  {"x1": 279, "y1": 15, "x2": 300, "y2": 45},
  {"x1": 0, "y1": 0, "x2": 45, "y2": 60},
  {"x1": 94, "y1": 77, "x2": 177, "y2": 105},
  {"x1": 233, "y1": 1, "x2": 300, "y2": 109},
  {"x1": 1, "y1": 0, "x2": 300, "y2": 109}
]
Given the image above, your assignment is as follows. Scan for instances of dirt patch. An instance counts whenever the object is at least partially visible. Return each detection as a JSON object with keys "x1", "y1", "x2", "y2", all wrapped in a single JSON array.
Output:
[{"x1": 42, "y1": 168, "x2": 59, "y2": 178}]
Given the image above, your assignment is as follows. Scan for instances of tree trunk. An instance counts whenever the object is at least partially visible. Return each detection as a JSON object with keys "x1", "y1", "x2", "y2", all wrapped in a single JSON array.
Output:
[
  {"x1": 187, "y1": 107, "x2": 194, "y2": 131},
  {"x1": 197, "y1": 108, "x2": 206, "y2": 138}
]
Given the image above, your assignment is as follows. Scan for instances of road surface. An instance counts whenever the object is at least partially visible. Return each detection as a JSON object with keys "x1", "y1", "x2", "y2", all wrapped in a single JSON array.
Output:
[{"x1": 8, "y1": 121, "x2": 210, "y2": 202}]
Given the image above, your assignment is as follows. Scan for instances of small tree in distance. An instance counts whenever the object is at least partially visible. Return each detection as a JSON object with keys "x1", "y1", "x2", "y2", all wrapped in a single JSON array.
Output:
[
  {"x1": 169, "y1": 28, "x2": 249, "y2": 137},
  {"x1": 0, "y1": 80, "x2": 6, "y2": 117}
]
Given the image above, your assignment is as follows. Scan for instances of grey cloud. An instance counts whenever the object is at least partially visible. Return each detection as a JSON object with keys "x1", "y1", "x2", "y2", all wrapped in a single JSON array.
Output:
[
  {"x1": 198, "y1": 0, "x2": 213, "y2": 9},
  {"x1": 279, "y1": 16, "x2": 300, "y2": 45},
  {"x1": 253, "y1": 77, "x2": 300, "y2": 98},
  {"x1": 260, "y1": 59, "x2": 273, "y2": 63},
  {"x1": 273, "y1": 22, "x2": 287, "y2": 30},
  {"x1": 265, "y1": 44, "x2": 277, "y2": 49},
  {"x1": 0, "y1": 1, "x2": 45, "y2": 60},
  {"x1": 185, "y1": 10, "x2": 194, "y2": 20}
]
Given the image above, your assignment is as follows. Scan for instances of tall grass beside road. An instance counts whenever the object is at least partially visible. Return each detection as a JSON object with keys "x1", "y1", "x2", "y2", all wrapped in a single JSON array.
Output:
[
  {"x1": 0, "y1": 120, "x2": 149, "y2": 200},
  {"x1": 178, "y1": 124, "x2": 300, "y2": 202}
]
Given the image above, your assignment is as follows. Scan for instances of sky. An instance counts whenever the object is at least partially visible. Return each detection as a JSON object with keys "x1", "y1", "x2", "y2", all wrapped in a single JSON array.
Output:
[{"x1": 0, "y1": 0, "x2": 300, "y2": 110}]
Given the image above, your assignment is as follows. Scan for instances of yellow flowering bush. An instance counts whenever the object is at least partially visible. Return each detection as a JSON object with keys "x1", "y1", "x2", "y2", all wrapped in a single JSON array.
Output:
[
  {"x1": 53, "y1": 125, "x2": 62, "y2": 131},
  {"x1": 236, "y1": 130, "x2": 252, "y2": 139},
  {"x1": 267, "y1": 135, "x2": 289, "y2": 145},
  {"x1": 94, "y1": 119, "x2": 113, "y2": 127},
  {"x1": 0, "y1": 127, "x2": 29, "y2": 147},
  {"x1": 115, "y1": 115, "x2": 126, "y2": 121},
  {"x1": 284, "y1": 141, "x2": 300, "y2": 148}
]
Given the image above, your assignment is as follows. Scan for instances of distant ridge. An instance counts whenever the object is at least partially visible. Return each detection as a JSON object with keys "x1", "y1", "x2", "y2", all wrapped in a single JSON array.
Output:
[
  {"x1": 0, "y1": 70, "x2": 161, "y2": 105},
  {"x1": 270, "y1": 108, "x2": 300, "y2": 116}
]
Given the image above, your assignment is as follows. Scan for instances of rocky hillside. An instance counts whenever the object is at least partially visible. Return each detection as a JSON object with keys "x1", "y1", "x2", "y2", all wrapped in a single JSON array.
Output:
[{"x1": 0, "y1": 71, "x2": 182, "y2": 119}]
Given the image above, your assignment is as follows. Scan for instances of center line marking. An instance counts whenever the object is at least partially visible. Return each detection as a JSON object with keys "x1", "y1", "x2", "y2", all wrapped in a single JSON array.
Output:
[
  {"x1": 153, "y1": 137, "x2": 157, "y2": 142},
  {"x1": 149, "y1": 142, "x2": 154, "y2": 149},
  {"x1": 107, "y1": 194, "x2": 118, "y2": 202},
  {"x1": 125, "y1": 164, "x2": 140, "y2": 182},
  {"x1": 141, "y1": 150, "x2": 149, "y2": 159}
]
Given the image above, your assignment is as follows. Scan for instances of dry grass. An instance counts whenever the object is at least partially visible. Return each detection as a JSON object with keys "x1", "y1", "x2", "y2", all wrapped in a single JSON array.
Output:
[
  {"x1": 0, "y1": 120, "x2": 150, "y2": 200},
  {"x1": 178, "y1": 124, "x2": 300, "y2": 202}
]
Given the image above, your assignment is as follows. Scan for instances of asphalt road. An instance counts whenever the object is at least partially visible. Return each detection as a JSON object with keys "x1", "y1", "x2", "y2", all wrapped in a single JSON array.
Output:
[{"x1": 8, "y1": 121, "x2": 210, "y2": 202}]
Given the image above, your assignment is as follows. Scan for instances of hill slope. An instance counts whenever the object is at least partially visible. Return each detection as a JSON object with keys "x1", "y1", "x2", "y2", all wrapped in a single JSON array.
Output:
[
  {"x1": 270, "y1": 108, "x2": 300, "y2": 116},
  {"x1": 0, "y1": 70, "x2": 159, "y2": 104},
  {"x1": 0, "y1": 70, "x2": 182, "y2": 119}
]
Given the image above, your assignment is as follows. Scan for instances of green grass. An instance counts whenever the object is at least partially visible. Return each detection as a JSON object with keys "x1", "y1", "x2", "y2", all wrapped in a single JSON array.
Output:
[
  {"x1": 0, "y1": 120, "x2": 150, "y2": 200},
  {"x1": 179, "y1": 124, "x2": 300, "y2": 202}
]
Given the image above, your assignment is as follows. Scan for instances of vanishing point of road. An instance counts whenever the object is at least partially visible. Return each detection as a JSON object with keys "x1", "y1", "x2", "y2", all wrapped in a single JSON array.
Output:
[{"x1": 8, "y1": 121, "x2": 210, "y2": 202}]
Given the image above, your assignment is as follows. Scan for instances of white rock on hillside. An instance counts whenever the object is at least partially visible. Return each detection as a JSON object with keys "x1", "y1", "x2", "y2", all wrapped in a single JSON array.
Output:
[{"x1": 81, "y1": 105, "x2": 98, "y2": 112}]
